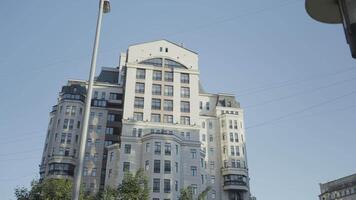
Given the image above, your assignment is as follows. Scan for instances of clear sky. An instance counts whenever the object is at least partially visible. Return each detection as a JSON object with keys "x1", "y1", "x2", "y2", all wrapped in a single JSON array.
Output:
[{"x1": 0, "y1": 0, "x2": 355, "y2": 199}]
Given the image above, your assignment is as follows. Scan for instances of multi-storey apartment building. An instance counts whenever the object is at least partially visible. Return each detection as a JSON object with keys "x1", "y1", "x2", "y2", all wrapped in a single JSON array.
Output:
[
  {"x1": 40, "y1": 40, "x2": 252, "y2": 200},
  {"x1": 319, "y1": 173, "x2": 356, "y2": 200}
]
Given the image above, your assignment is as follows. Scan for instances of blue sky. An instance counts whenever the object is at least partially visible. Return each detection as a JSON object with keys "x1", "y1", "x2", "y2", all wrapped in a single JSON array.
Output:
[{"x1": 0, "y1": 0, "x2": 355, "y2": 199}]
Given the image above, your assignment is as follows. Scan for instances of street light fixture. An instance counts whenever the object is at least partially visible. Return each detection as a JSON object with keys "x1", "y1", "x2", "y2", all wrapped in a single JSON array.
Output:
[
  {"x1": 305, "y1": 0, "x2": 356, "y2": 58},
  {"x1": 71, "y1": 0, "x2": 110, "y2": 200}
]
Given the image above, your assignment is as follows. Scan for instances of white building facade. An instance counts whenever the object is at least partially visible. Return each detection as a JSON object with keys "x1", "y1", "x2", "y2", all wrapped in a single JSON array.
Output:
[{"x1": 40, "y1": 40, "x2": 252, "y2": 200}]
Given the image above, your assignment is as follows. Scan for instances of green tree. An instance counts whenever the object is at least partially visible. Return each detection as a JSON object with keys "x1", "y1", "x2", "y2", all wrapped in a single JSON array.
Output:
[
  {"x1": 179, "y1": 186, "x2": 193, "y2": 200},
  {"x1": 95, "y1": 187, "x2": 118, "y2": 200},
  {"x1": 14, "y1": 178, "x2": 87, "y2": 200},
  {"x1": 117, "y1": 169, "x2": 149, "y2": 200},
  {"x1": 197, "y1": 186, "x2": 211, "y2": 200}
]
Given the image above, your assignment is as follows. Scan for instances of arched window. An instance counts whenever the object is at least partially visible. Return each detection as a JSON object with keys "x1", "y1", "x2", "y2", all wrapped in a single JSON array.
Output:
[
  {"x1": 139, "y1": 58, "x2": 163, "y2": 67},
  {"x1": 164, "y1": 59, "x2": 187, "y2": 69}
]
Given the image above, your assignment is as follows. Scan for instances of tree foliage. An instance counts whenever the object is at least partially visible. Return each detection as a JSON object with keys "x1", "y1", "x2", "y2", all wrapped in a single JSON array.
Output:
[{"x1": 117, "y1": 169, "x2": 149, "y2": 200}]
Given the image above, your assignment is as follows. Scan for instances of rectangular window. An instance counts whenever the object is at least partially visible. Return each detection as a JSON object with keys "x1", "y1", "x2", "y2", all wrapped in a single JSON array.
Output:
[
  {"x1": 236, "y1": 146, "x2": 240, "y2": 156},
  {"x1": 153, "y1": 70, "x2": 162, "y2": 81},
  {"x1": 209, "y1": 135, "x2": 213, "y2": 142},
  {"x1": 123, "y1": 162, "x2": 130, "y2": 172},
  {"x1": 105, "y1": 127, "x2": 114, "y2": 135},
  {"x1": 153, "y1": 179, "x2": 160, "y2": 193},
  {"x1": 209, "y1": 121, "x2": 213, "y2": 129},
  {"x1": 202, "y1": 134, "x2": 206, "y2": 141},
  {"x1": 83, "y1": 167, "x2": 88, "y2": 176},
  {"x1": 206, "y1": 102, "x2": 210, "y2": 110},
  {"x1": 109, "y1": 92, "x2": 120, "y2": 100},
  {"x1": 163, "y1": 100, "x2": 173, "y2": 111},
  {"x1": 163, "y1": 115, "x2": 173, "y2": 123},
  {"x1": 136, "y1": 68, "x2": 145, "y2": 79},
  {"x1": 146, "y1": 143, "x2": 150, "y2": 152},
  {"x1": 181, "y1": 73, "x2": 189, "y2": 83},
  {"x1": 181, "y1": 87, "x2": 190, "y2": 98},
  {"x1": 133, "y1": 112, "x2": 143, "y2": 121},
  {"x1": 135, "y1": 82, "x2": 145, "y2": 94},
  {"x1": 151, "y1": 114, "x2": 161, "y2": 122},
  {"x1": 60, "y1": 133, "x2": 66, "y2": 144},
  {"x1": 199, "y1": 101, "x2": 203, "y2": 110},
  {"x1": 164, "y1": 85, "x2": 173, "y2": 96},
  {"x1": 229, "y1": 120, "x2": 233, "y2": 129},
  {"x1": 230, "y1": 132, "x2": 234, "y2": 142},
  {"x1": 175, "y1": 162, "x2": 178, "y2": 173},
  {"x1": 152, "y1": 84, "x2": 162, "y2": 95},
  {"x1": 151, "y1": 98, "x2": 161, "y2": 110},
  {"x1": 107, "y1": 114, "x2": 115, "y2": 122},
  {"x1": 165, "y1": 143, "x2": 171, "y2": 155},
  {"x1": 66, "y1": 133, "x2": 72, "y2": 144},
  {"x1": 175, "y1": 180, "x2": 178, "y2": 192},
  {"x1": 134, "y1": 97, "x2": 144, "y2": 109},
  {"x1": 101, "y1": 92, "x2": 106, "y2": 100},
  {"x1": 164, "y1": 179, "x2": 171, "y2": 193},
  {"x1": 145, "y1": 160, "x2": 149, "y2": 171},
  {"x1": 63, "y1": 119, "x2": 69, "y2": 129},
  {"x1": 65, "y1": 106, "x2": 71, "y2": 115},
  {"x1": 164, "y1": 72, "x2": 173, "y2": 82},
  {"x1": 124, "y1": 144, "x2": 131, "y2": 154},
  {"x1": 180, "y1": 116, "x2": 190, "y2": 125},
  {"x1": 181, "y1": 101, "x2": 190, "y2": 112},
  {"x1": 235, "y1": 133, "x2": 239, "y2": 142},
  {"x1": 154, "y1": 142, "x2": 161, "y2": 155},
  {"x1": 154, "y1": 160, "x2": 161, "y2": 173},
  {"x1": 231, "y1": 146, "x2": 235, "y2": 156},
  {"x1": 191, "y1": 149, "x2": 197, "y2": 159},
  {"x1": 91, "y1": 168, "x2": 97, "y2": 177},
  {"x1": 191, "y1": 166, "x2": 197, "y2": 176},
  {"x1": 164, "y1": 160, "x2": 171, "y2": 174},
  {"x1": 234, "y1": 120, "x2": 238, "y2": 129}
]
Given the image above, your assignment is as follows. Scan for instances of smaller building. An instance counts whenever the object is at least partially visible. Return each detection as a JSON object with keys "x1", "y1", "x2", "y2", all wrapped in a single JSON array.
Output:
[{"x1": 319, "y1": 173, "x2": 356, "y2": 200}]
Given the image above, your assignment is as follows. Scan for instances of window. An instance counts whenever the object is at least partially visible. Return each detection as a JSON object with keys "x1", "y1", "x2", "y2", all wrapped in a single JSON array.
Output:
[
  {"x1": 231, "y1": 146, "x2": 235, "y2": 156},
  {"x1": 164, "y1": 179, "x2": 171, "y2": 193},
  {"x1": 231, "y1": 159, "x2": 236, "y2": 168},
  {"x1": 145, "y1": 160, "x2": 149, "y2": 171},
  {"x1": 93, "y1": 91, "x2": 99, "y2": 99},
  {"x1": 175, "y1": 162, "x2": 179, "y2": 173},
  {"x1": 63, "y1": 119, "x2": 69, "y2": 129},
  {"x1": 229, "y1": 120, "x2": 233, "y2": 129},
  {"x1": 181, "y1": 87, "x2": 190, "y2": 98},
  {"x1": 210, "y1": 161, "x2": 215, "y2": 169},
  {"x1": 65, "y1": 148, "x2": 70, "y2": 156},
  {"x1": 222, "y1": 133, "x2": 226, "y2": 141},
  {"x1": 146, "y1": 143, "x2": 150, "y2": 152},
  {"x1": 77, "y1": 121, "x2": 80, "y2": 129},
  {"x1": 209, "y1": 135, "x2": 213, "y2": 142},
  {"x1": 206, "y1": 102, "x2": 210, "y2": 110},
  {"x1": 234, "y1": 120, "x2": 238, "y2": 129},
  {"x1": 134, "y1": 97, "x2": 144, "y2": 108},
  {"x1": 107, "y1": 114, "x2": 115, "y2": 122},
  {"x1": 208, "y1": 121, "x2": 213, "y2": 129},
  {"x1": 133, "y1": 112, "x2": 143, "y2": 121},
  {"x1": 91, "y1": 168, "x2": 97, "y2": 177},
  {"x1": 200, "y1": 101, "x2": 203, "y2": 110},
  {"x1": 175, "y1": 180, "x2": 178, "y2": 192},
  {"x1": 221, "y1": 120, "x2": 225, "y2": 128},
  {"x1": 123, "y1": 162, "x2": 130, "y2": 172},
  {"x1": 105, "y1": 127, "x2": 113, "y2": 135},
  {"x1": 164, "y1": 100, "x2": 173, "y2": 111},
  {"x1": 136, "y1": 68, "x2": 145, "y2": 79},
  {"x1": 60, "y1": 133, "x2": 66, "y2": 144},
  {"x1": 109, "y1": 92, "x2": 120, "y2": 100},
  {"x1": 154, "y1": 160, "x2": 161, "y2": 173},
  {"x1": 164, "y1": 160, "x2": 171, "y2": 174},
  {"x1": 164, "y1": 85, "x2": 173, "y2": 96},
  {"x1": 180, "y1": 116, "x2": 190, "y2": 125},
  {"x1": 152, "y1": 99, "x2": 161, "y2": 110},
  {"x1": 152, "y1": 84, "x2": 161, "y2": 95},
  {"x1": 66, "y1": 133, "x2": 72, "y2": 144},
  {"x1": 202, "y1": 134, "x2": 206, "y2": 141},
  {"x1": 154, "y1": 142, "x2": 161, "y2": 155},
  {"x1": 181, "y1": 73, "x2": 189, "y2": 83},
  {"x1": 181, "y1": 101, "x2": 190, "y2": 112},
  {"x1": 101, "y1": 92, "x2": 106, "y2": 99},
  {"x1": 153, "y1": 179, "x2": 160, "y2": 193},
  {"x1": 164, "y1": 71, "x2": 173, "y2": 82},
  {"x1": 135, "y1": 82, "x2": 145, "y2": 94},
  {"x1": 65, "y1": 106, "x2": 71, "y2": 115},
  {"x1": 140, "y1": 58, "x2": 163, "y2": 67},
  {"x1": 165, "y1": 143, "x2": 171, "y2": 155},
  {"x1": 212, "y1": 190, "x2": 216, "y2": 198},
  {"x1": 153, "y1": 70, "x2": 162, "y2": 81},
  {"x1": 124, "y1": 144, "x2": 131, "y2": 154},
  {"x1": 151, "y1": 114, "x2": 161, "y2": 122},
  {"x1": 223, "y1": 146, "x2": 226, "y2": 154},
  {"x1": 83, "y1": 167, "x2": 88, "y2": 176},
  {"x1": 210, "y1": 147, "x2": 214, "y2": 154},
  {"x1": 191, "y1": 184, "x2": 197, "y2": 195},
  {"x1": 163, "y1": 115, "x2": 173, "y2": 123},
  {"x1": 230, "y1": 132, "x2": 234, "y2": 142},
  {"x1": 186, "y1": 132, "x2": 191, "y2": 140},
  {"x1": 191, "y1": 166, "x2": 197, "y2": 176},
  {"x1": 211, "y1": 176, "x2": 215, "y2": 184},
  {"x1": 235, "y1": 133, "x2": 239, "y2": 142},
  {"x1": 191, "y1": 149, "x2": 197, "y2": 159},
  {"x1": 236, "y1": 146, "x2": 240, "y2": 156}
]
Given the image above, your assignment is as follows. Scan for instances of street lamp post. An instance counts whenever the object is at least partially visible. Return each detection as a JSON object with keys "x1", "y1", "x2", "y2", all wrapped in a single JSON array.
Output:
[
  {"x1": 305, "y1": 0, "x2": 356, "y2": 58},
  {"x1": 71, "y1": 0, "x2": 110, "y2": 200}
]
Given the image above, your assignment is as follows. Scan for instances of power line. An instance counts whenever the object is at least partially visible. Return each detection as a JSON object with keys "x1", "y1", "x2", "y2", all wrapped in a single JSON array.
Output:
[
  {"x1": 244, "y1": 76, "x2": 356, "y2": 109},
  {"x1": 246, "y1": 89, "x2": 356, "y2": 130}
]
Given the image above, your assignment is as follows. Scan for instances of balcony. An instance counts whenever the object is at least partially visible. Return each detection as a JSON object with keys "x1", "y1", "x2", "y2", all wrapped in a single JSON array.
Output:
[
  {"x1": 221, "y1": 167, "x2": 248, "y2": 177},
  {"x1": 223, "y1": 174, "x2": 249, "y2": 191},
  {"x1": 61, "y1": 93, "x2": 85, "y2": 103}
]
